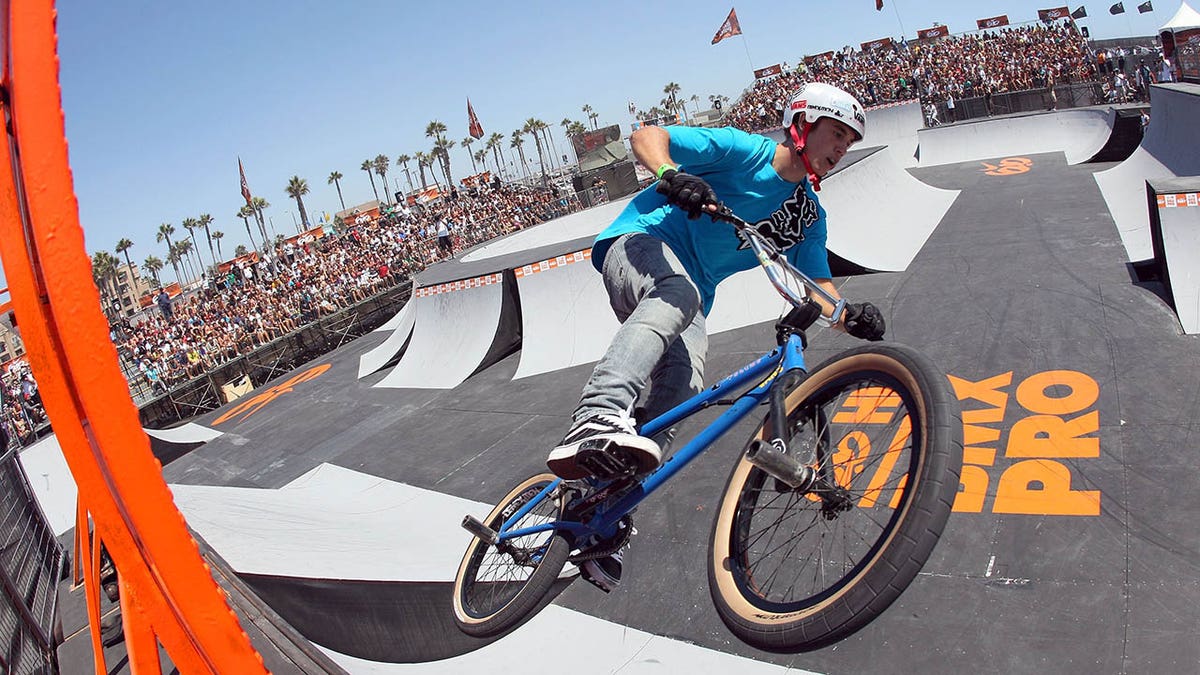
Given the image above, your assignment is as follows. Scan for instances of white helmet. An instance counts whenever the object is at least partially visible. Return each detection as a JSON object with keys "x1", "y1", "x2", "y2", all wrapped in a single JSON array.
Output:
[{"x1": 781, "y1": 82, "x2": 866, "y2": 141}]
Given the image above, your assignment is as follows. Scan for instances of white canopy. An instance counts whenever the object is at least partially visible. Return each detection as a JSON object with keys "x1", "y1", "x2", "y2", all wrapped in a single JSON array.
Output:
[{"x1": 1161, "y1": 1, "x2": 1200, "y2": 32}]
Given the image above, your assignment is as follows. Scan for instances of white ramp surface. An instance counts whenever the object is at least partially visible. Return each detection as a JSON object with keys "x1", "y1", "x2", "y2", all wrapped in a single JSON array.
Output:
[
  {"x1": 374, "y1": 273, "x2": 505, "y2": 390},
  {"x1": 171, "y1": 463, "x2": 818, "y2": 674},
  {"x1": 144, "y1": 422, "x2": 223, "y2": 445},
  {"x1": 460, "y1": 197, "x2": 633, "y2": 263},
  {"x1": 372, "y1": 280, "x2": 416, "y2": 332},
  {"x1": 357, "y1": 300, "x2": 416, "y2": 378},
  {"x1": 513, "y1": 250, "x2": 620, "y2": 379},
  {"x1": 821, "y1": 148, "x2": 959, "y2": 272},
  {"x1": 513, "y1": 251, "x2": 797, "y2": 379},
  {"x1": 917, "y1": 107, "x2": 1116, "y2": 167},
  {"x1": 1095, "y1": 84, "x2": 1200, "y2": 262}
]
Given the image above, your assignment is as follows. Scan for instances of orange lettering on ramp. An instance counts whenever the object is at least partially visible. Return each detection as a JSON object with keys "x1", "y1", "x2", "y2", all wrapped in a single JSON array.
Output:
[{"x1": 981, "y1": 157, "x2": 1033, "y2": 175}]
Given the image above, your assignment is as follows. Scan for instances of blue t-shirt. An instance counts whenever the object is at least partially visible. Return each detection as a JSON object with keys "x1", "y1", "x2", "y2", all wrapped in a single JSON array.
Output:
[{"x1": 594, "y1": 126, "x2": 830, "y2": 315}]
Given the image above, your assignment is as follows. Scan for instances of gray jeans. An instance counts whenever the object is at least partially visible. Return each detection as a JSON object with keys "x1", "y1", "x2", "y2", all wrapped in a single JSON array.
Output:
[{"x1": 575, "y1": 233, "x2": 708, "y2": 425}]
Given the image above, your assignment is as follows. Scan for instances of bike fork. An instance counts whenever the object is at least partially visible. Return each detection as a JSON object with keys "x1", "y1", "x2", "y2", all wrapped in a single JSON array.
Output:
[{"x1": 745, "y1": 369, "x2": 817, "y2": 491}]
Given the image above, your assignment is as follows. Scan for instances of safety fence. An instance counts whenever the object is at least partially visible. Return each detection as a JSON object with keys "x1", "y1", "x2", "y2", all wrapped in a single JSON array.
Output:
[{"x1": 0, "y1": 447, "x2": 66, "y2": 674}]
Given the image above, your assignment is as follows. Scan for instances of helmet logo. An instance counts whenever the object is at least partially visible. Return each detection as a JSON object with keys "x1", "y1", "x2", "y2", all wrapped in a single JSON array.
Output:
[{"x1": 790, "y1": 99, "x2": 807, "y2": 111}]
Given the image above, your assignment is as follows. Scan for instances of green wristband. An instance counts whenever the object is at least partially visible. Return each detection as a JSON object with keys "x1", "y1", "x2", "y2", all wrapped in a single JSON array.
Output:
[{"x1": 655, "y1": 163, "x2": 677, "y2": 180}]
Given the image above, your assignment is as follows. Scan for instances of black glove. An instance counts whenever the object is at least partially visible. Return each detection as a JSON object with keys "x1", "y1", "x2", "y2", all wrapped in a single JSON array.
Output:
[
  {"x1": 844, "y1": 302, "x2": 885, "y2": 341},
  {"x1": 655, "y1": 169, "x2": 718, "y2": 219}
]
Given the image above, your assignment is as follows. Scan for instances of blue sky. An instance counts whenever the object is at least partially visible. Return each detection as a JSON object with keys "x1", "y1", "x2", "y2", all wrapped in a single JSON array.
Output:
[{"x1": 0, "y1": 1, "x2": 1171, "y2": 289}]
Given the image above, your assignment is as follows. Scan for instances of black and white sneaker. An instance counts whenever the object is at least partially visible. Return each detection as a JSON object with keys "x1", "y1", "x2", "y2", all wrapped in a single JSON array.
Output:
[{"x1": 548, "y1": 411, "x2": 661, "y2": 479}]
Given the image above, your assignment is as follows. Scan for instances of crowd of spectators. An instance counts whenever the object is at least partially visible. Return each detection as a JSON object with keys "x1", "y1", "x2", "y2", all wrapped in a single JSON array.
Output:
[
  {"x1": 112, "y1": 182, "x2": 586, "y2": 395},
  {"x1": 725, "y1": 21, "x2": 1101, "y2": 132},
  {"x1": 1, "y1": 360, "x2": 46, "y2": 449}
]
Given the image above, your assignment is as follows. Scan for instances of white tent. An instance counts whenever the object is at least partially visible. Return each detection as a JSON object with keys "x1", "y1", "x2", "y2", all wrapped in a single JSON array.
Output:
[
  {"x1": 1159, "y1": 1, "x2": 1200, "y2": 82},
  {"x1": 1160, "y1": 1, "x2": 1200, "y2": 31}
]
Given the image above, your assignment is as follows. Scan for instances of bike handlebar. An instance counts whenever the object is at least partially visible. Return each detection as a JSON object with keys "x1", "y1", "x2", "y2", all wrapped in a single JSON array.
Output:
[{"x1": 708, "y1": 205, "x2": 847, "y2": 325}]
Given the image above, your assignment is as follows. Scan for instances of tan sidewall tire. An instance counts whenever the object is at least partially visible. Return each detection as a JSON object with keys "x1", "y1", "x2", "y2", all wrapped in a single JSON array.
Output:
[
  {"x1": 709, "y1": 347, "x2": 945, "y2": 631},
  {"x1": 452, "y1": 473, "x2": 567, "y2": 632}
]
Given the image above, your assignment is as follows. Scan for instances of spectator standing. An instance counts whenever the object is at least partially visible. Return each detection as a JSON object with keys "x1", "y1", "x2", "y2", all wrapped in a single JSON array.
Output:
[{"x1": 155, "y1": 288, "x2": 173, "y2": 322}]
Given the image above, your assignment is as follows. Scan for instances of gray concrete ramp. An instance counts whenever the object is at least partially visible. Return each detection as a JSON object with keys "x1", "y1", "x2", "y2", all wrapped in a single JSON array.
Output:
[
  {"x1": 356, "y1": 300, "x2": 416, "y2": 379},
  {"x1": 821, "y1": 147, "x2": 959, "y2": 272},
  {"x1": 1094, "y1": 83, "x2": 1200, "y2": 262},
  {"x1": 512, "y1": 250, "x2": 619, "y2": 379},
  {"x1": 373, "y1": 274, "x2": 506, "y2": 390},
  {"x1": 917, "y1": 107, "x2": 1118, "y2": 167}
]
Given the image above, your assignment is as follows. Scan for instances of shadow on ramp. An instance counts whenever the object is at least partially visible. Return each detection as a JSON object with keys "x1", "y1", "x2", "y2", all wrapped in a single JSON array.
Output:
[{"x1": 240, "y1": 573, "x2": 575, "y2": 663}]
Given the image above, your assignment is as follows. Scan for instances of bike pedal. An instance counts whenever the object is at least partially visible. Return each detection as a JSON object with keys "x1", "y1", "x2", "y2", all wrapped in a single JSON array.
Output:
[{"x1": 577, "y1": 440, "x2": 637, "y2": 480}]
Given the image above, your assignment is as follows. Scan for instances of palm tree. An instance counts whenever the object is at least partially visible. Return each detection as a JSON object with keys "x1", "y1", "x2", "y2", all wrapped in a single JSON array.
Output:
[
  {"x1": 414, "y1": 151, "x2": 430, "y2": 188},
  {"x1": 523, "y1": 118, "x2": 548, "y2": 181},
  {"x1": 211, "y1": 230, "x2": 225, "y2": 261},
  {"x1": 328, "y1": 170, "x2": 346, "y2": 210},
  {"x1": 425, "y1": 120, "x2": 452, "y2": 186},
  {"x1": 361, "y1": 159, "x2": 380, "y2": 201},
  {"x1": 181, "y1": 217, "x2": 203, "y2": 270},
  {"x1": 198, "y1": 213, "x2": 215, "y2": 272},
  {"x1": 372, "y1": 154, "x2": 390, "y2": 204},
  {"x1": 234, "y1": 244, "x2": 248, "y2": 257},
  {"x1": 155, "y1": 222, "x2": 180, "y2": 283},
  {"x1": 567, "y1": 120, "x2": 587, "y2": 136},
  {"x1": 237, "y1": 206, "x2": 258, "y2": 252},
  {"x1": 251, "y1": 196, "x2": 272, "y2": 243},
  {"x1": 115, "y1": 237, "x2": 135, "y2": 288},
  {"x1": 536, "y1": 119, "x2": 559, "y2": 174},
  {"x1": 142, "y1": 255, "x2": 163, "y2": 286},
  {"x1": 173, "y1": 240, "x2": 195, "y2": 283},
  {"x1": 396, "y1": 154, "x2": 414, "y2": 194},
  {"x1": 462, "y1": 136, "x2": 478, "y2": 174},
  {"x1": 582, "y1": 104, "x2": 596, "y2": 130},
  {"x1": 91, "y1": 251, "x2": 119, "y2": 311},
  {"x1": 284, "y1": 175, "x2": 311, "y2": 230},
  {"x1": 419, "y1": 151, "x2": 440, "y2": 189},
  {"x1": 432, "y1": 138, "x2": 455, "y2": 188},
  {"x1": 663, "y1": 82, "x2": 682, "y2": 119},
  {"x1": 510, "y1": 131, "x2": 529, "y2": 178},
  {"x1": 473, "y1": 148, "x2": 488, "y2": 174},
  {"x1": 689, "y1": 93, "x2": 701, "y2": 115},
  {"x1": 486, "y1": 132, "x2": 506, "y2": 177}
]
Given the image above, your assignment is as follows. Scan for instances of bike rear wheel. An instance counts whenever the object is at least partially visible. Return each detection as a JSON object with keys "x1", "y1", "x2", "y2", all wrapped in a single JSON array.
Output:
[
  {"x1": 709, "y1": 343, "x2": 963, "y2": 652},
  {"x1": 453, "y1": 473, "x2": 571, "y2": 637}
]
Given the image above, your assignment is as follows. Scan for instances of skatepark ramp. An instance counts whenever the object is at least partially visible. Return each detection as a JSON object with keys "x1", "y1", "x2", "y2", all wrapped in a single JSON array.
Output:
[
  {"x1": 373, "y1": 272, "x2": 520, "y2": 390},
  {"x1": 1094, "y1": 83, "x2": 1200, "y2": 262},
  {"x1": 916, "y1": 107, "x2": 1122, "y2": 167}
]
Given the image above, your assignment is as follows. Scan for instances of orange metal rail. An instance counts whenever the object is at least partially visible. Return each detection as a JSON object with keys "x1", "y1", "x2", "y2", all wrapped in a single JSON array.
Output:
[{"x1": 0, "y1": 2, "x2": 268, "y2": 672}]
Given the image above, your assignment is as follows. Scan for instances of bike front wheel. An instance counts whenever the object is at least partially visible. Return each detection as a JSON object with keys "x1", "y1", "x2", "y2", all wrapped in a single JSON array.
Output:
[
  {"x1": 708, "y1": 342, "x2": 963, "y2": 652},
  {"x1": 453, "y1": 473, "x2": 572, "y2": 637}
]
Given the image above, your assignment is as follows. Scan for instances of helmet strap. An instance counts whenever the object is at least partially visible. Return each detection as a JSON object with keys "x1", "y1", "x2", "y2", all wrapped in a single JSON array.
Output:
[{"x1": 788, "y1": 120, "x2": 821, "y2": 192}]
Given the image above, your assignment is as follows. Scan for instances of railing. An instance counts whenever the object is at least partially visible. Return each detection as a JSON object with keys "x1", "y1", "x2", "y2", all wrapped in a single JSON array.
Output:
[
  {"x1": 922, "y1": 80, "x2": 1109, "y2": 125},
  {"x1": 0, "y1": 447, "x2": 65, "y2": 675}
]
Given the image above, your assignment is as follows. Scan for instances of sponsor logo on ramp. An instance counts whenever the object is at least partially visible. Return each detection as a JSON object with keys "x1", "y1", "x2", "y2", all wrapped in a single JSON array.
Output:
[{"x1": 981, "y1": 157, "x2": 1034, "y2": 175}]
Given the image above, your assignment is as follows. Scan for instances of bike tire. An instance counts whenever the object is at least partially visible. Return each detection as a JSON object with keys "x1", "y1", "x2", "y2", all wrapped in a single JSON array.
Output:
[
  {"x1": 708, "y1": 342, "x2": 963, "y2": 652},
  {"x1": 453, "y1": 473, "x2": 571, "y2": 637}
]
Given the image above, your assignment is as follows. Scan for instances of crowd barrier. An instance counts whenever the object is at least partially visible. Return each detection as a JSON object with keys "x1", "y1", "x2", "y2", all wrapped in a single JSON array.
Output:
[{"x1": 0, "y1": 446, "x2": 66, "y2": 674}]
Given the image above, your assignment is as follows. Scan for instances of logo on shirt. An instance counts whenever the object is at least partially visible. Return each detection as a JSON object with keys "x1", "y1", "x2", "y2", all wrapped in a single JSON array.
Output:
[{"x1": 738, "y1": 183, "x2": 819, "y2": 250}]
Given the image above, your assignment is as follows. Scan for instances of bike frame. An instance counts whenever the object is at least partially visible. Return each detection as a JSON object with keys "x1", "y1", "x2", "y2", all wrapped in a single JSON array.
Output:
[
  {"x1": 494, "y1": 208, "x2": 842, "y2": 547},
  {"x1": 496, "y1": 330, "x2": 808, "y2": 545}
]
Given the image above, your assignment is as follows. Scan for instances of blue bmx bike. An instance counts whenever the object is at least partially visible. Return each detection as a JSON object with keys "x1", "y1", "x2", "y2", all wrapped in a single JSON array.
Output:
[{"x1": 452, "y1": 207, "x2": 964, "y2": 652}]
